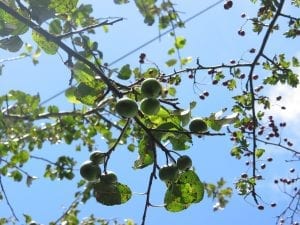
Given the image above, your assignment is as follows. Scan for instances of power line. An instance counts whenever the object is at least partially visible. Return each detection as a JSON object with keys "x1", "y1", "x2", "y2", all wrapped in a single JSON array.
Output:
[
  {"x1": 108, "y1": 0, "x2": 224, "y2": 66},
  {"x1": 40, "y1": 0, "x2": 223, "y2": 105}
]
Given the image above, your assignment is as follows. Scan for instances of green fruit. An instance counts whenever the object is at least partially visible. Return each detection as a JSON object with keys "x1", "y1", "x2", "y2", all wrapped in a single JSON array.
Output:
[
  {"x1": 159, "y1": 165, "x2": 179, "y2": 182},
  {"x1": 189, "y1": 118, "x2": 208, "y2": 133},
  {"x1": 90, "y1": 151, "x2": 106, "y2": 164},
  {"x1": 101, "y1": 171, "x2": 118, "y2": 183},
  {"x1": 141, "y1": 78, "x2": 162, "y2": 98},
  {"x1": 115, "y1": 98, "x2": 138, "y2": 118},
  {"x1": 80, "y1": 160, "x2": 101, "y2": 181},
  {"x1": 140, "y1": 98, "x2": 160, "y2": 115},
  {"x1": 177, "y1": 155, "x2": 192, "y2": 171}
]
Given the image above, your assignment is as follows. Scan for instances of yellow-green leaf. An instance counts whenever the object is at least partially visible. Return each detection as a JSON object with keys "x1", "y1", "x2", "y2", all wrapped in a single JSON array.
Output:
[
  {"x1": 32, "y1": 31, "x2": 58, "y2": 55},
  {"x1": 49, "y1": 0, "x2": 78, "y2": 14}
]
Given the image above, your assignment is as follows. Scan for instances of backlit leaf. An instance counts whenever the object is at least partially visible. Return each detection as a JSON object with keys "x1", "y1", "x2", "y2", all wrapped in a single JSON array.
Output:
[
  {"x1": 174, "y1": 36, "x2": 186, "y2": 49},
  {"x1": 32, "y1": 31, "x2": 58, "y2": 55},
  {"x1": 49, "y1": 0, "x2": 78, "y2": 14},
  {"x1": 118, "y1": 64, "x2": 132, "y2": 80},
  {"x1": 75, "y1": 83, "x2": 98, "y2": 105},
  {"x1": 0, "y1": 36, "x2": 23, "y2": 52},
  {"x1": 164, "y1": 170, "x2": 204, "y2": 212},
  {"x1": 65, "y1": 86, "x2": 81, "y2": 104}
]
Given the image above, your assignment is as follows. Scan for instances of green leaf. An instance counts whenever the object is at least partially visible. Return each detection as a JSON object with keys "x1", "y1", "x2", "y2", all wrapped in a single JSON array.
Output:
[
  {"x1": 0, "y1": 9, "x2": 28, "y2": 36},
  {"x1": 255, "y1": 148, "x2": 265, "y2": 158},
  {"x1": 118, "y1": 64, "x2": 132, "y2": 80},
  {"x1": 117, "y1": 183, "x2": 132, "y2": 204},
  {"x1": 75, "y1": 83, "x2": 98, "y2": 105},
  {"x1": 134, "y1": 0, "x2": 156, "y2": 26},
  {"x1": 23, "y1": 214, "x2": 32, "y2": 223},
  {"x1": 113, "y1": 0, "x2": 129, "y2": 4},
  {"x1": 65, "y1": 86, "x2": 81, "y2": 104},
  {"x1": 94, "y1": 182, "x2": 131, "y2": 205},
  {"x1": 166, "y1": 59, "x2": 177, "y2": 67},
  {"x1": 133, "y1": 136, "x2": 155, "y2": 169},
  {"x1": 0, "y1": 36, "x2": 23, "y2": 52},
  {"x1": 32, "y1": 31, "x2": 58, "y2": 55},
  {"x1": 49, "y1": 0, "x2": 78, "y2": 14},
  {"x1": 28, "y1": 0, "x2": 55, "y2": 24},
  {"x1": 73, "y1": 61, "x2": 98, "y2": 87},
  {"x1": 49, "y1": 19, "x2": 62, "y2": 35},
  {"x1": 169, "y1": 133, "x2": 191, "y2": 150},
  {"x1": 19, "y1": 150, "x2": 30, "y2": 163},
  {"x1": 168, "y1": 47, "x2": 175, "y2": 55},
  {"x1": 174, "y1": 36, "x2": 186, "y2": 49},
  {"x1": 11, "y1": 150, "x2": 30, "y2": 164},
  {"x1": 181, "y1": 57, "x2": 192, "y2": 65},
  {"x1": 164, "y1": 170, "x2": 204, "y2": 212},
  {"x1": 207, "y1": 113, "x2": 239, "y2": 131},
  {"x1": 10, "y1": 170, "x2": 23, "y2": 182},
  {"x1": 168, "y1": 87, "x2": 176, "y2": 96},
  {"x1": 173, "y1": 109, "x2": 191, "y2": 127}
]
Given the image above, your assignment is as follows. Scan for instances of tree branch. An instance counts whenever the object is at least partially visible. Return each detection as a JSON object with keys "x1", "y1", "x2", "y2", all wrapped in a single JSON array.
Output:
[
  {"x1": 246, "y1": 0, "x2": 285, "y2": 205},
  {"x1": 0, "y1": 2, "x2": 122, "y2": 97}
]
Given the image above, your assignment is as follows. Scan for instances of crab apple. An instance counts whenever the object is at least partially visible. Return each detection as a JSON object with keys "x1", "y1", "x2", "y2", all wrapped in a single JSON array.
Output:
[
  {"x1": 115, "y1": 98, "x2": 138, "y2": 118},
  {"x1": 90, "y1": 150, "x2": 106, "y2": 164},
  {"x1": 159, "y1": 165, "x2": 179, "y2": 182},
  {"x1": 176, "y1": 155, "x2": 193, "y2": 171},
  {"x1": 189, "y1": 118, "x2": 208, "y2": 133},
  {"x1": 140, "y1": 98, "x2": 160, "y2": 115},
  {"x1": 141, "y1": 78, "x2": 162, "y2": 98},
  {"x1": 101, "y1": 171, "x2": 118, "y2": 183},
  {"x1": 80, "y1": 160, "x2": 101, "y2": 181}
]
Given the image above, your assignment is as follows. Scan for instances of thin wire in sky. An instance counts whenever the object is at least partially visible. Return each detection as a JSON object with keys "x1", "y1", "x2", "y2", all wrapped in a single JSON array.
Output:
[{"x1": 40, "y1": 0, "x2": 224, "y2": 105}]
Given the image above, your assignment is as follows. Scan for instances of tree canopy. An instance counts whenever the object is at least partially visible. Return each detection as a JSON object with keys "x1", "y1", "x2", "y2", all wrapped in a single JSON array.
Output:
[{"x1": 0, "y1": 0, "x2": 299, "y2": 225}]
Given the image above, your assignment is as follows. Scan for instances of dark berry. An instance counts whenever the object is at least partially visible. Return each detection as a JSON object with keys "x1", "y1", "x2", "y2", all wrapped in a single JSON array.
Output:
[
  {"x1": 188, "y1": 74, "x2": 194, "y2": 79},
  {"x1": 238, "y1": 30, "x2": 245, "y2": 36},
  {"x1": 140, "y1": 53, "x2": 146, "y2": 59},
  {"x1": 249, "y1": 48, "x2": 256, "y2": 53},
  {"x1": 257, "y1": 205, "x2": 264, "y2": 210},
  {"x1": 203, "y1": 91, "x2": 209, "y2": 97},
  {"x1": 212, "y1": 80, "x2": 218, "y2": 85}
]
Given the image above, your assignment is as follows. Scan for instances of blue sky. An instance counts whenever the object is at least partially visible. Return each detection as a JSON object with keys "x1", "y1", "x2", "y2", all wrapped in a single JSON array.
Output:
[{"x1": 0, "y1": 1, "x2": 299, "y2": 225}]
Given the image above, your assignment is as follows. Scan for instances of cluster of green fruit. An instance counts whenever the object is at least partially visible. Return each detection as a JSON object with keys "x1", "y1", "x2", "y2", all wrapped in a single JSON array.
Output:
[
  {"x1": 159, "y1": 155, "x2": 193, "y2": 182},
  {"x1": 159, "y1": 155, "x2": 205, "y2": 212},
  {"x1": 115, "y1": 78, "x2": 162, "y2": 117},
  {"x1": 80, "y1": 151, "x2": 132, "y2": 205}
]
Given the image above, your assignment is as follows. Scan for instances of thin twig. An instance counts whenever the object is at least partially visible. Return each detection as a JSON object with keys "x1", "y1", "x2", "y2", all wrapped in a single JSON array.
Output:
[
  {"x1": 254, "y1": 138, "x2": 299, "y2": 155},
  {"x1": 104, "y1": 118, "x2": 131, "y2": 172},
  {"x1": 141, "y1": 158, "x2": 157, "y2": 225},
  {"x1": 0, "y1": 175, "x2": 19, "y2": 221},
  {"x1": 0, "y1": 158, "x2": 32, "y2": 177},
  {"x1": 52, "y1": 194, "x2": 81, "y2": 224},
  {"x1": 58, "y1": 18, "x2": 123, "y2": 38}
]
